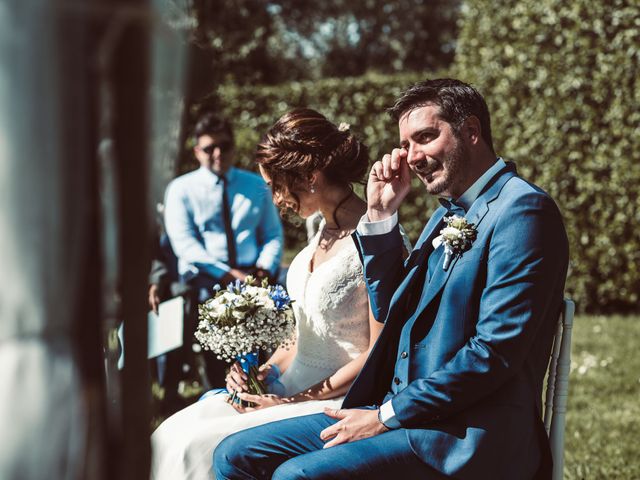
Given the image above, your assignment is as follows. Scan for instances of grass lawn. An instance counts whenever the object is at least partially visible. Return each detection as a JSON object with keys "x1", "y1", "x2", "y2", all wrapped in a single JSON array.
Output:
[{"x1": 563, "y1": 315, "x2": 640, "y2": 479}]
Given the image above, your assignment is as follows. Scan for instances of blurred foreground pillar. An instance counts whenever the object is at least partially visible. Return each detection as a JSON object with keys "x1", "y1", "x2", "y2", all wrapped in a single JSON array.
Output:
[
  {"x1": 109, "y1": 0, "x2": 152, "y2": 478},
  {"x1": 0, "y1": 0, "x2": 157, "y2": 478},
  {"x1": 0, "y1": 0, "x2": 106, "y2": 478}
]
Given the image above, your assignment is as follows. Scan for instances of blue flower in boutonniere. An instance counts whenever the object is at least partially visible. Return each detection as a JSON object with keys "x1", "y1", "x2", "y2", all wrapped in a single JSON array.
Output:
[{"x1": 432, "y1": 215, "x2": 478, "y2": 271}]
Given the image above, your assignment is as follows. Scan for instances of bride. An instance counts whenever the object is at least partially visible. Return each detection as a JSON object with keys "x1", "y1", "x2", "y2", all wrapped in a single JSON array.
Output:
[{"x1": 151, "y1": 108, "x2": 408, "y2": 480}]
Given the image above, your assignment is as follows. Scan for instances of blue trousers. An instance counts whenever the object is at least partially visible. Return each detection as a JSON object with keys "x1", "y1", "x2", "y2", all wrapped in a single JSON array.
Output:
[{"x1": 214, "y1": 412, "x2": 450, "y2": 480}]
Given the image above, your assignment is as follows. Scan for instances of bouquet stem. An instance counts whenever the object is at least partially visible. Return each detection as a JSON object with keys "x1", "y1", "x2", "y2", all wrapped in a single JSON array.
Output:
[
  {"x1": 248, "y1": 365, "x2": 267, "y2": 395},
  {"x1": 229, "y1": 352, "x2": 266, "y2": 407}
]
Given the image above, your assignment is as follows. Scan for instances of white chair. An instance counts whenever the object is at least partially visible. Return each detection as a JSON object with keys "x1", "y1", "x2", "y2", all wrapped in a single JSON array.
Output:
[{"x1": 544, "y1": 298, "x2": 575, "y2": 480}]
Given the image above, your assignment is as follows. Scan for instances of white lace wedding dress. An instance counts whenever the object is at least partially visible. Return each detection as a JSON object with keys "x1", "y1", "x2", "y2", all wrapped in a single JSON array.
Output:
[{"x1": 150, "y1": 226, "x2": 371, "y2": 480}]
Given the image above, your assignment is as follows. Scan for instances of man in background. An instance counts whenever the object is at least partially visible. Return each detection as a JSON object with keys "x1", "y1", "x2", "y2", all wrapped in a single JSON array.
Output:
[{"x1": 161, "y1": 112, "x2": 283, "y2": 396}]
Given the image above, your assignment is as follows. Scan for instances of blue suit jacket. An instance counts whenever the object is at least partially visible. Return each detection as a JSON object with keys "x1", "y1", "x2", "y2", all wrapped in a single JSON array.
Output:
[{"x1": 345, "y1": 163, "x2": 569, "y2": 479}]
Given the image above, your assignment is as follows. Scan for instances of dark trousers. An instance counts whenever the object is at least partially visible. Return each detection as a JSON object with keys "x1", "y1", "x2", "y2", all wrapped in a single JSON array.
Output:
[{"x1": 214, "y1": 412, "x2": 450, "y2": 480}]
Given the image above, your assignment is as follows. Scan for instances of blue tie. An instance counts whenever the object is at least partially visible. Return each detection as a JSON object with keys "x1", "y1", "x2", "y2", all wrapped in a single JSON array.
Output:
[{"x1": 219, "y1": 175, "x2": 237, "y2": 268}]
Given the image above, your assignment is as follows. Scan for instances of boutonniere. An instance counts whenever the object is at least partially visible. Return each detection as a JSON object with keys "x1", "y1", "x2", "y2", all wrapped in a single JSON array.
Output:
[{"x1": 432, "y1": 215, "x2": 478, "y2": 270}]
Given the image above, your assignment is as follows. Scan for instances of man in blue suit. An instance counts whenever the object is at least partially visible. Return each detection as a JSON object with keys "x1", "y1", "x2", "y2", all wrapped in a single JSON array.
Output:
[{"x1": 214, "y1": 79, "x2": 569, "y2": 479}]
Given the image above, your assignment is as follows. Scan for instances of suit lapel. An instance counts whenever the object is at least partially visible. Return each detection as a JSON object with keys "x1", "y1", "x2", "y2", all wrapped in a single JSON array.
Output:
[
  {"x1": 405, "y1": 208, "x2": 448, "y2": 268},
  {"x1": 413, "y1": 164, "x2": 518, "y2": 313}
]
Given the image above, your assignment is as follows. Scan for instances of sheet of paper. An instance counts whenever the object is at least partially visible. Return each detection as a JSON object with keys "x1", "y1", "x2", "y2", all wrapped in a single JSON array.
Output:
[
  {"x1": 117, "y1": 296, "x2": 185, "y2": 369},
  {"x1": 149, "y1": 296, "x2": 184, "y2": 358}
]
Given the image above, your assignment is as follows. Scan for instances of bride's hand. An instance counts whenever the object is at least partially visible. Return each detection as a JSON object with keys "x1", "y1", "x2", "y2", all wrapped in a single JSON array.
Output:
[
  {"x1": 256, "y1": 363, "x2": 277, "y2": 383},
  {"x1": 233, "y1": 393, "x2": 287, "y2": 412},
  {"x1": 225, "y1": 361, "x2": 248, "y2": 393},
  {"x1": 226, "y1": 363, "x2": 278, "y2": 394}
]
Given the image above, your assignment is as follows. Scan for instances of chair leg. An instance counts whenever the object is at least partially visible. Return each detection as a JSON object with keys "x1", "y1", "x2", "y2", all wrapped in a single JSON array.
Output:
[{"x1": 549, "y1": 299, "x2": 575, "y2": 480}]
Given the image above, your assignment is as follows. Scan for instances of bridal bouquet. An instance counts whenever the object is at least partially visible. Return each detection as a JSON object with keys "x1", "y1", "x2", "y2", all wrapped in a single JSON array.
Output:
[{"x1": 195, "y1": 277, "x2": 295, "y2": 402}]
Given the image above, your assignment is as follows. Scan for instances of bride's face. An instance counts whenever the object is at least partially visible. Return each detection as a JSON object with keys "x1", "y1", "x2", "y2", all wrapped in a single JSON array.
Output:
[{"x1": 259, "y1": 166, "x2": 317, "y2": 218}]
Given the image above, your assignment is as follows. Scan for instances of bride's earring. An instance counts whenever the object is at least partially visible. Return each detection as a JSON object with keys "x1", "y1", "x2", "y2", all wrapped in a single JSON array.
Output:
[{"x1": 309, "y1": 173, "x2": 318, "y2": 193}]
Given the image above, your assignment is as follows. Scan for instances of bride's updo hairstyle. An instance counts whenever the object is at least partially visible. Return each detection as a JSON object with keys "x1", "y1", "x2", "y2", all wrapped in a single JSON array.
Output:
[{"x1": 256, "y1": 108, "x2": 369, "y2": 216}]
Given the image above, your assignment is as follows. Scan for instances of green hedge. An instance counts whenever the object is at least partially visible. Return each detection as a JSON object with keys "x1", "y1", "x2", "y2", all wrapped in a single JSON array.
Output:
[
  {"x1": 454, "y1": 0, "x2": 640, "y2": 312},
  {"x1": 213, "y1": 6, "x2": 639, "y2": 313},
  {"x1": 214, "y1": 72, "x2": 445, "y2": 260}
]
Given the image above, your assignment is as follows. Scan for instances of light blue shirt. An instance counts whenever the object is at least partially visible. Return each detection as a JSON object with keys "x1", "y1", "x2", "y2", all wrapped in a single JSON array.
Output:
[
  {"x1": 357, "y1": 158, "x2": 506, "y2": 428},
  {"x1": 164, "y1": 166, "x2": 284, "y2": 280}
]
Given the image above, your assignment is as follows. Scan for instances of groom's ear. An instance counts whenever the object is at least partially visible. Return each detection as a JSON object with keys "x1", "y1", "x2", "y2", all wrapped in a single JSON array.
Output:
[{"x1": 462, "y1": 116, "x2": 482, "y2": 146}]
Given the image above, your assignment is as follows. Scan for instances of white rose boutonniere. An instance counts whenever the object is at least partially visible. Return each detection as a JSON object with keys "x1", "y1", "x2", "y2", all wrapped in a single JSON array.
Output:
[{"x1": 432, "y1": 214, "x2": 478, "y2": 270}]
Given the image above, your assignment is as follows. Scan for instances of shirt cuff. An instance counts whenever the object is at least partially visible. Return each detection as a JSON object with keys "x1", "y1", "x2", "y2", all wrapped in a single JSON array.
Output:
[
  {"x1": 255, "y1": 261, "x2": 278, "y2": 276},
  {"x1": 356, "y1": 211, "x2": 398, "y2": 236},
  {"x1": 379, "y1": 399, "x2": 401, "y2": 429},
  {"x1": 204, "y1": 263, "x2": 230, "y2": 279}
]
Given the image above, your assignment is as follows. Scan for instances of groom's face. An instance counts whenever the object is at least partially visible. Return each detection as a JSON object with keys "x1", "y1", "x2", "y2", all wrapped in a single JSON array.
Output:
[{"x1": 399, "y1": 104, "x2": 470, "y2": 199}]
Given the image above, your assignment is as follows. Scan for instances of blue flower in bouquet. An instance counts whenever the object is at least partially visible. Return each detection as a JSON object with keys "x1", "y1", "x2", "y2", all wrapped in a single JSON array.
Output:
[
  {"x1": 269, "y1": 284, "x2": 292, "y2": 311},
  {"x1": 226, "y1": 278, "x2": 247, "y2": 294}
]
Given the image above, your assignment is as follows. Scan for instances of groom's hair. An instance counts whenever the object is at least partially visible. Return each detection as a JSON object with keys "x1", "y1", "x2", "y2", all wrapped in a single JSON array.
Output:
[{"x1": 388, "y1": 78, "x2": 494, "y2": 153}]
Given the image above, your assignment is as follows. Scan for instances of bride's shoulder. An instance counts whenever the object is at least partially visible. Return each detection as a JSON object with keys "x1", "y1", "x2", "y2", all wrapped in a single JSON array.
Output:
[{"x1": 332, "y1": 239, "x2": 363, "y2": 279}]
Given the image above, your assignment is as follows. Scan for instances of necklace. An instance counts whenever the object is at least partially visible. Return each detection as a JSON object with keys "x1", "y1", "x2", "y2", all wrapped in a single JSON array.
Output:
[
  {"x1": 311, "y1": 224, "x2": 352, "y2": 271},
  {"x1": 321, "y1": 224, "x2": 351, "y2": 238},
  {"x1": 319, "y1": 191, "x2": 362, "y2": 238}
]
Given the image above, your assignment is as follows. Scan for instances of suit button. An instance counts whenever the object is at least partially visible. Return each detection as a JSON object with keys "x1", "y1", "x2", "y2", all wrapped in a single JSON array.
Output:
[
  {"x1": 394, "y1": 377, "x2": 401, "y2": 385},
  {"x1": 400, "y1": 351, "x2": 408, "y2": 359}
]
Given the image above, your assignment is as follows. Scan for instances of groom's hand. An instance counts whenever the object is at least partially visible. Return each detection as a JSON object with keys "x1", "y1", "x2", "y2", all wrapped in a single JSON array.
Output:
[
  {"x1": 366, "y1": 147, "x2": 412, "y2": 222},
  {"x1": 320, "y1": 407, "x2": 389, "y2": 449}
]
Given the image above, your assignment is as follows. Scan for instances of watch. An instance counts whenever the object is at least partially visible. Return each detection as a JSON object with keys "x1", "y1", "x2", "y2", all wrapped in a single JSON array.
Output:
[{"x1": 377, "y1": 408, "x2": 391, "y2": 431}]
